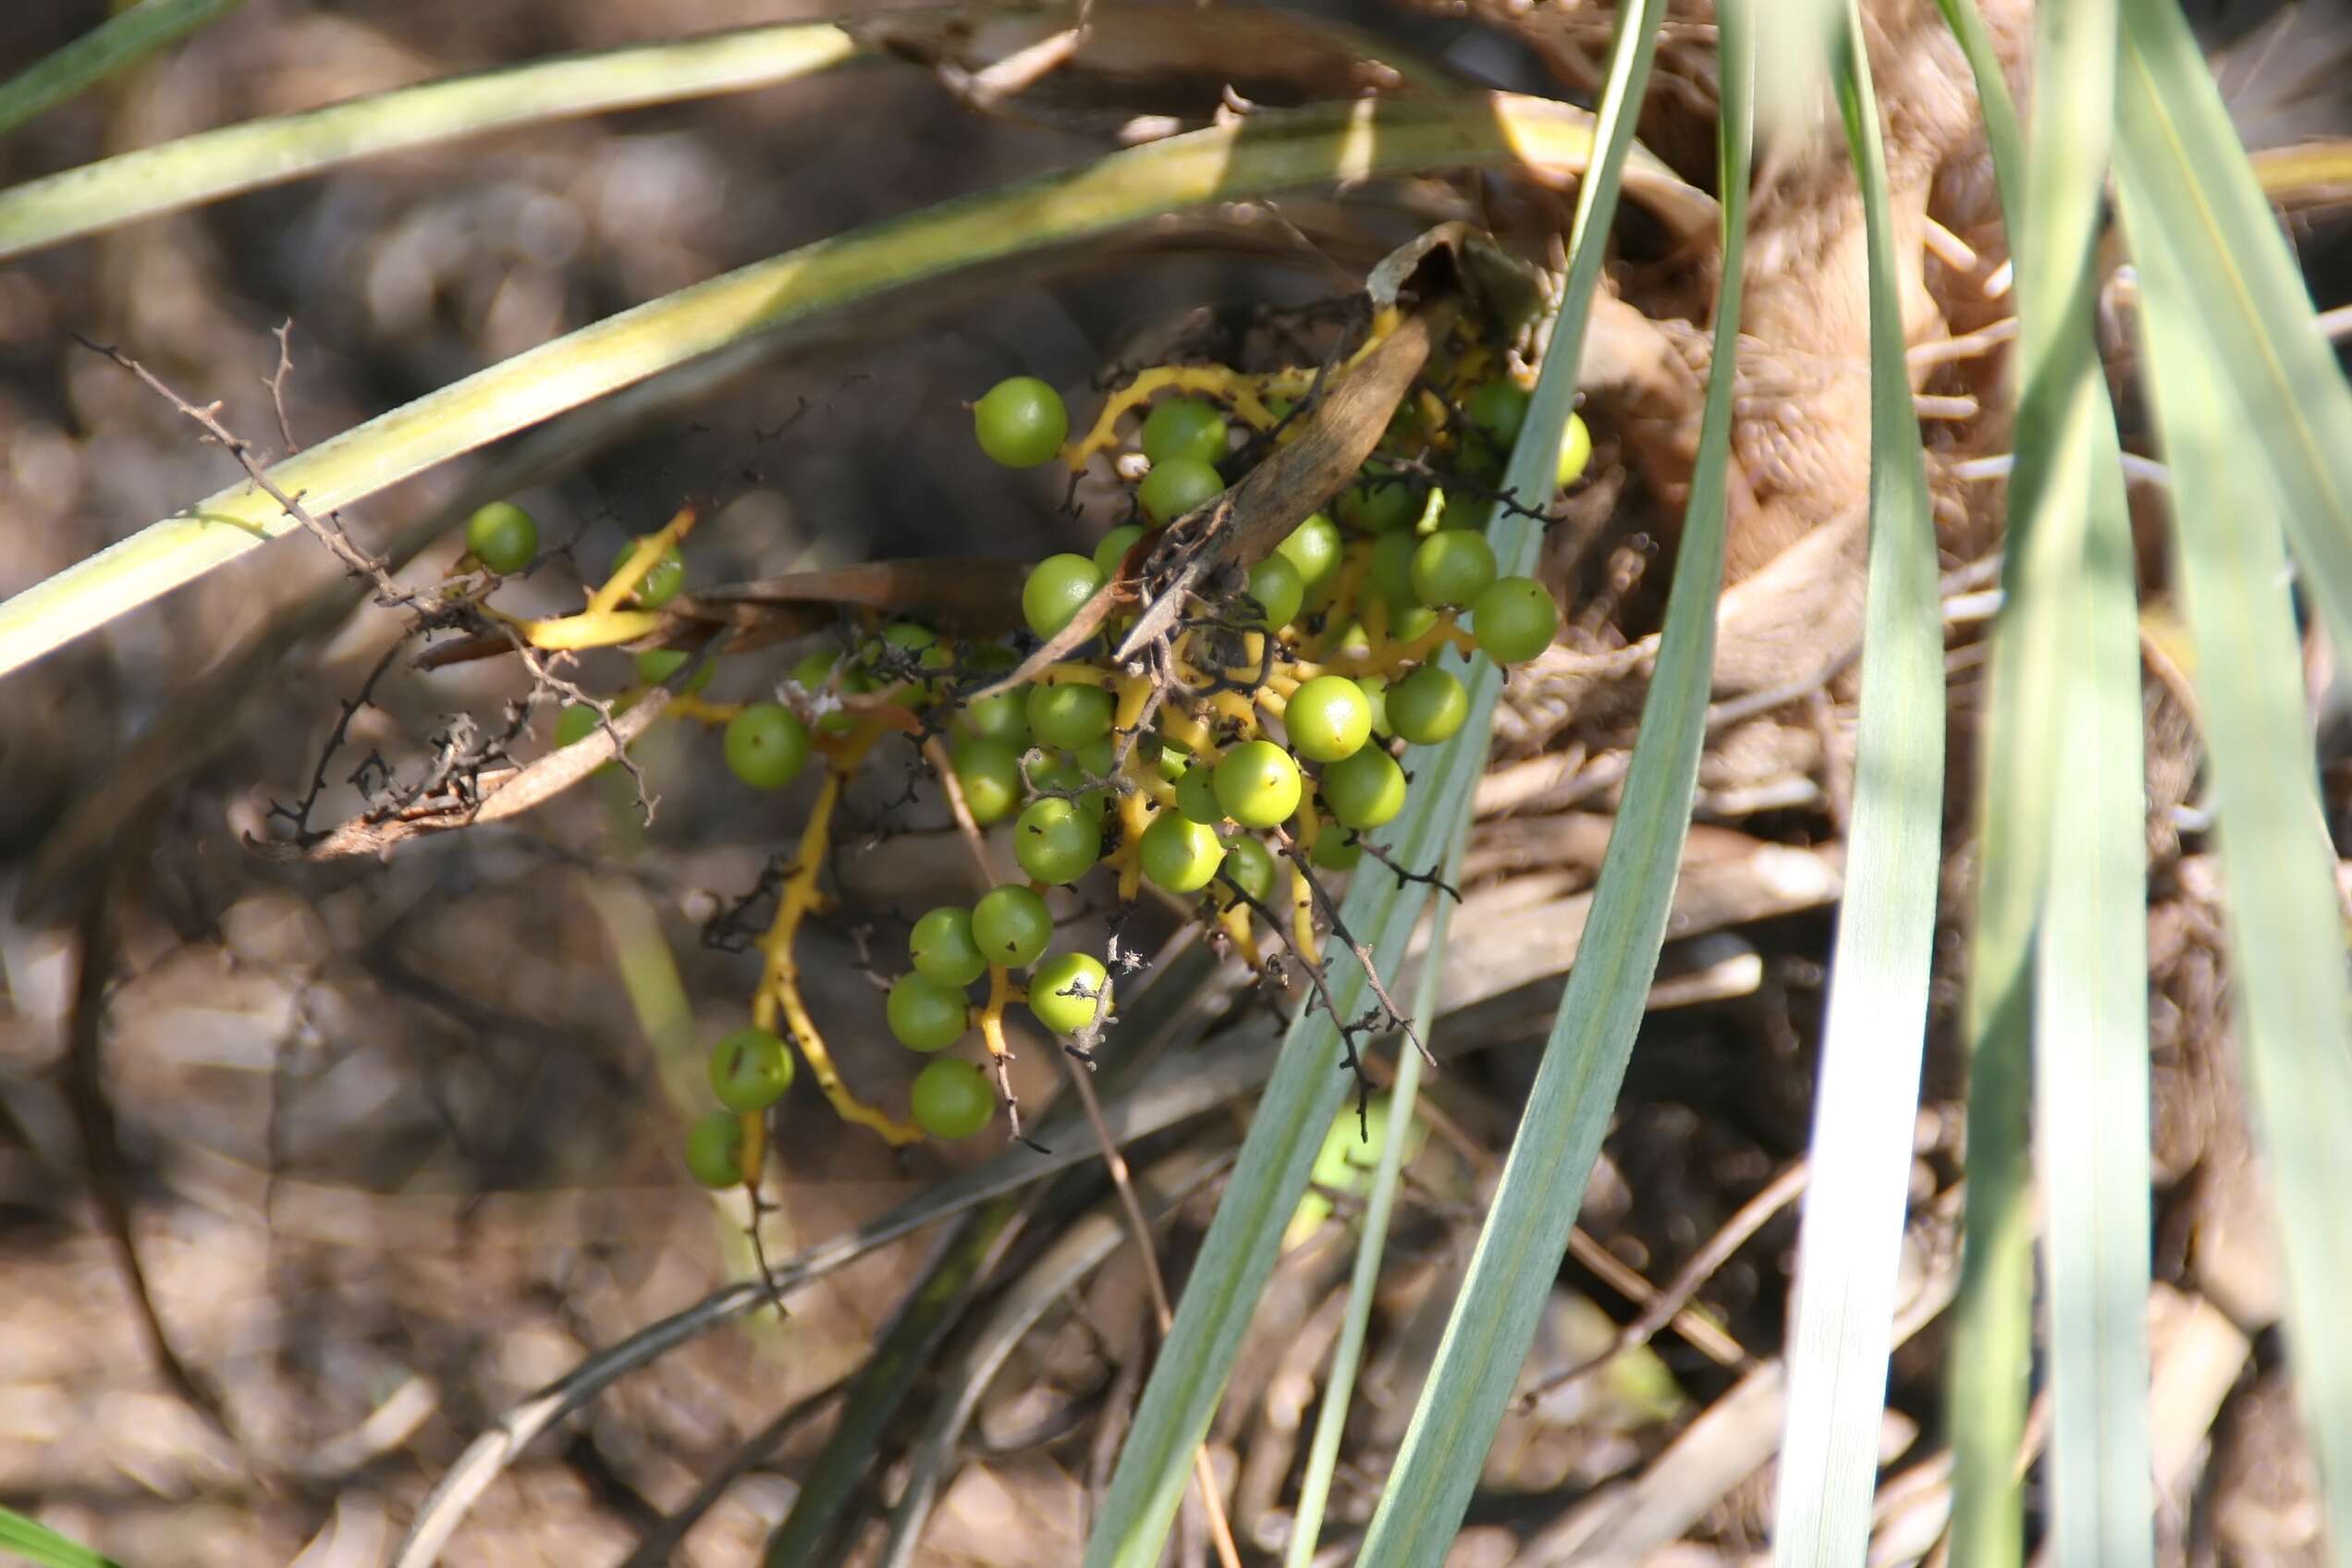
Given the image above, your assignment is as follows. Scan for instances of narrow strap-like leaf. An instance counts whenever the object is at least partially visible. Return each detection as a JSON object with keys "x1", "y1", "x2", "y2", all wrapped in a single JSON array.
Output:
[{"x1": 1770, "y1": 5, "x2": 1946, "y2": 1562}]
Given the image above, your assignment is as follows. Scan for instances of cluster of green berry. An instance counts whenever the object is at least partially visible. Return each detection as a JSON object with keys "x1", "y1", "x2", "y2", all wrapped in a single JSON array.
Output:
[{"x1": 477, "y1": 333, "x2": 1584, "y2": 1181}]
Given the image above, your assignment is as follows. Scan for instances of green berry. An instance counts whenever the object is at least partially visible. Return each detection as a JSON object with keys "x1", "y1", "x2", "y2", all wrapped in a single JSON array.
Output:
[
  {"x1": 1276, "y1": 513, "x2": 1343, "y2": 601},
  {"x1": 1141, "y1": 398, "x2": 1229, "y2": 465},
  {"x1": 1284, "y1": 675, "x2": 1373, "y2": 763},
  {"x1": 1029, "y1": 950, "x2": 1111, "y2": 1035},
  {"x1": 1220, "y1": 834, "x2": 1278, "y2": 904},
  {"x1": 1138, "y1": 814, "x2": 1226, "y2": 894},
  {"x1": 1464, "y1": 378, "x2": 1531, "y2": 447},
  {"x1": 1138, "y1": 455, "x2": 1225, "y2": 525},
  {"x1": 1390, "y1": 605, "x2": 1439, "y2": 642},
  {"x1": 1387, "y1": 666, "x2": 1469, "y2": 745},
  {"x1": 972, "y1": 885, "x2": 1053, "y2": 969},
  {"x1": 1023, "y1": 554, "x2": 1105, "y2": 641},
  {"x1": 974, "y1": 376, "x2": 1069, "y2": 469},
  {"x1": 1174, "y1": 761, "x2": 1224, "y2": 826},
  {"x1": 887, "y1": 971, "x2": 971, "y2": 1052},
  {"x1": 1245, "y1": 554, "x2": 1305, "y2": 631},
  {"x1": 1558, "y1": 412, "x2": 1594, "y2": 488},
  {"x1": 724, "y1": 703, "x2": 812, "y2": 790},
  {"x1": 709, "y1": 1027, "x2": 794, "y2": 1113},
  {"x1": 1025, "y1": 679, "x2": 1114, "y2": 751},
  {"x1": 1367, "y1": 531, "x2": 1420, "y2": 612},
  {"x1": 911, "y1": 907, "x2": 989, "y2": 987},
  {"x1": 1338, "y1": 467, "x2": 1417, "y2": 533},
  {"x1": 554, "y1": 703, "x2": 600, "y2": 749},
  {"x1": 1094, "y1": 523, "x2": 1148, "y2": 581},
  {"x1": 612, "y1": 541, "x2": 684, "y2": 606},
  {"x1": 1409, "y1": 529, "x2": 1497, "y2": 608},
  {"x1": 1213, "y1": 739, "x2": 1303, "y2": 829},
  {"x1": 950, "y1": 738, "x2": 1023, "y2": 826},
  {"x1": 954, "y1": 682, "x2": 1031, "y2": 748},
  {"x1": 912, "y1": 1058, "x2": 995, "y2": 1139},
  {"x1": 1014, "y1": 796, "x2": 1102, "y2": 885},
  {"x1": 1309, "y1": 831, "x2": 1363, "y2": 871},
  {"x1": 1319, "y1": 745, "x2": 1407, "y2": 830},
  {"x1": 634, "y1": 648, "x2": 714, "y2": 695},
  {"x1": 466, "y1": 501, "x2": 537, "y2": 574},
  {"x1": 684, "y1": 1110, "x2": 747, "y2": 1188},
  {"x1": 1470, "y1": 576, "x2": 1560, "y2": 665}
]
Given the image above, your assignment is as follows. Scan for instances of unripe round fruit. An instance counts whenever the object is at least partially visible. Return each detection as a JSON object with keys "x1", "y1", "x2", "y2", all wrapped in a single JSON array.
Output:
[
  {"x1": 635, "y1": 648, "x2": 714, "y2": 695},
  {"x1": 1138, "y1": 455, "x2": 1224, "y2": 525},
  {"x1": 1246, "y1": 554, "x2": 1305, "y2": 631},
  {"x1": 709, "y1": 1027, "x2": 794, "y2": 1112},
  {"x1": 888, "y1": 972, "x2": 971, "y2": 1052},
  {"x1": 1470, "y1": 576, "x2": 1561, "y2": 665},
  {"x1": 1276, "y1": 513, "x2": 1343, "y2": 601},
  {"x1": 1339, "y1": 466, "x2": 1417, "y2": 533},
  {"x1": 1310, "y1": 830, "x2": 1363, "y2": 871},
  {"x1": 1025, "y1": 679, "x2": 1114, "y2": 751},
  {"x1": 1219, "y1": 834, "x2": 1278, "y2": 904},
  {"x1": 974, "y1": 376, "x2": 1069, "y2": 468},
  {"x1": 1409, "y1": 529, "x2": 1498, "y2": 608},
  {"x1": 1367, "y1": 530, "x2": 1420, "y2": 612},
  {"x1": 1284, "y1": 675, "x2": 1373, "y2": 764},
  {"x1": 612, "y1": 541, "x2": 684, "y2": 606},
  {"x1": 1029, "y1": 951, "x2": 1111, "y2": 1035},
  {"x1": 1213, "y1": 740, "x2": 1302, "y2": 829},
  {"x1": 1014, "y1": 796, "x2": 1102, "y2": 885},
  {"x1": 954, "y1": 682, "x2": 1031, "y2": 747},
  {"x1": 1558, "y1": 412, "x2": 1594, "y2": 488},
  {"x1": 911, "y1": 907, "x2": 989, "y2": 987},
  {"x1": 1464, "y1": 378, "x2": 1531, "y2": 447},
  {"x1": 1138, "y1": 814, "x2": 1226, "y2": 894},
  {"x1": 1023, "y1": 554, "x2": 1105, "y2": 641},
  {"x1": 1140, "y1": 398, "x2": 1228, "y2": 465},
  {"x1": 684, "y1": 1110, "x2": 747, "y2": 1188},
  {"x1": 1391, "y1": 605, "x2": 1439, "y2": 642},
  {"x1": 1318, "y1": 744, "x2": 1408, "y2": 829},
  {"x1": 1358, "y1": 674, "x2": 1391, "y2": 738},
  {"x1": 1173, "y1": 762, "x2": 1224, "y2": 826},
  {"x1": 949, "y1": 738, "x2": 1023, "y2": 826},
  {"x1": 724, "y1": 703, "x2": 812, "y2": 790},
  {"x1": 1094, "y1": 523, "x2": 1147, "y2": 581},
  {"x1": 972, "y1": 885, "x2": 1053, "y2": 969},
  {"x1": 1387, "y1": 665, "x2": 1470, "y2": 745},
  {"x1": 912, "y1": 1058, "x2": 995, "y2": 1139},
  {"x1": 466, "y1": 501, "x2": 537, "y2": 574}
]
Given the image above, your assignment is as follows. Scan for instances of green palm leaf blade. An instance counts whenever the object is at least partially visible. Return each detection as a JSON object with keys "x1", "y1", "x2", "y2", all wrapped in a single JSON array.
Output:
[
  {"x1": 1344, "y1": 5, "x2": 1742, "y2": 1563},
  {"x1": 0, "y1": 0, "x2": 249, "y2": 141},
  {"x1": 0, "y1": 1505, "x2": 123, "y2": 1568},
  {"x1": 0, "y1": 23, "x2": 863, "y2": 263},
  {"x1": 0, "y1": 92, "x2": 1708, "y2": 682},
  {"x1": 1077, "y1": 31, "x2": 1697, "y2": 1568},
  {"x1": 2113, "y1": 0, "x2": 2352, "y2": 659},
  {"x1": 1762, "y1": 6, "x2": 1942, "y2": 1563},
  {"x1": 1934, "y1": 3, "x2": 2154, "y2": 1564},
  {"x1": 2122, "y1": 176, "x2": 2352, "y2": 1568}
]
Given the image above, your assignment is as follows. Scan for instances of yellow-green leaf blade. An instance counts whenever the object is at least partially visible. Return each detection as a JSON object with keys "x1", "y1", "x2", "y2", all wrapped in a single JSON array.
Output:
[
  {"x1": 1770, "y1": 7, "x2": 1947, "y2": 1562},
  {"x1": 0, "y1": 23, "x2": 863, "y2": 263},
  {"x1": 0, "y1": 92, "x2": 1703, "y2": 682},
  {"x1": 0, "y1": 0, "x2": 249, "y2": 141},
  {"x1": 1350, "y1": 5, "x2": 1744, "y2": 1562},
  {"x1": 2113, "y1": 0, "x2": 2352, "y2": 657},
  {"x1": 2123, "y1": 169, "x2": 2352, "y2": 1568}
]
